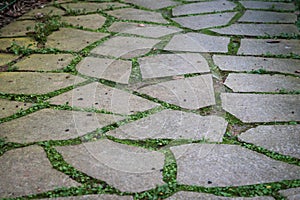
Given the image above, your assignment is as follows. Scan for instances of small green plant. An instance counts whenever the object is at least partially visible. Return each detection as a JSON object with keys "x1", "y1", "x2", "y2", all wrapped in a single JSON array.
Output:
[
  {"x1": 9, "y1": 42, "x2": 34, "y2": 56},
  {"x1": 250, "y1": 68, "x2": 268, "y2": 74}
]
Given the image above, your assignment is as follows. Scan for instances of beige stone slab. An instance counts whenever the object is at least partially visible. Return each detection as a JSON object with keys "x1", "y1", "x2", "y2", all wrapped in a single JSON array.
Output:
[
  {"x1": 0, "y1": 99, "x2": 32, "y2": 119},
  {"x1": 0, "y1": 38, "x2": 37, "y2": 51},
  {"x1": 61, "y1": 2, "x2": 127, "y2": 13},
  {"x1": 240, "y1": 1, "x2": 295, "y2": 11},
  {"x1": 0, "y1": 53, "x2": 19, "y2": 66},
  {"x1": 279, "y1": 187, "x2": 300, "y2": 200},
  {"x1": 0, "y1": 20, "x2": 36, "y2": 37},
  {"x1": 239, "y1": 10, "x2": 297, "y2": 23},
  {"x1": 20, "y1": 6, "x2": 65, "y2": 19},
  {"x1": 123, "y1": 0, "x2": 178, "y2": 9},
  {"x1": 61, "y1": 14, "x2": 106, "y2": 30}
]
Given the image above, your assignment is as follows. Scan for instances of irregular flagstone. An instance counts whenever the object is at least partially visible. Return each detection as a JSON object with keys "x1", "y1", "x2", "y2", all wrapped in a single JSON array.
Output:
[
  {"x1": 108, "y1": 22, "x2": 181, "y2": 38},
  {"x1": 0, "y1": 99, "x2": 32, "y2": 119},
  {"x1": 212, "y1": 55, "x2": 300, "y2": 76},
  {"x1": 170, "y1": 144, "x2": 300, "y2": 187},
  {"x1": 0, "y1": 109, "x2": 123, "y2": 143},
  {"x1": 107, "y1": 110, "x2": 227, "y2": 142},
  {"x1": 238, "y1": 10, "x2": 297, "y2": 23},
  {"x1": 139, "y1": 53, "x2": 210, "y2": 79},
  {"x1": 0, "y1": 72, "x2": 85, "y2": 95},
  {"x1": 107, "y1": 8, "x2": 169, "y2": 24},
  {"x1": 279, "y1": 187, "x2": 300, "y2": 200},
  {"x1": 42, "y1": 195, "x2": 133, "y2": 200},
  {"x1": 0, "y1": 37, "x2": 37, "y2": 51},
  {"x1": 61, "y1": 2, "x2": 128, "y2": 13},
  {"x1": 211, "y1": 24, "x2": 299, "y2": 36},
  {"x1": 0, "y1": 145, "x2": 80, "y2": 198},
  {"x1": 164, "y1": 33, "x2": 230, "y2": 53},
  {"x1": 238, "y1": 39, "x2": 300, "y2": 56},
  {"x1": 55, "y1": 139, "x2": 165, "y2": 192},
  {"x1": 46, "y1": 28, "x2": 108, "y2": 52},
  {"x1": 123, "y1": 0, "x2": 178, "y2": 9},
  {"x1": 77, "y1": 57, "x2": 132, "y2": 84},
  {"x1": 90, "y1": 36, "x2": 160, "y2": 59},
  {"x1": 20, "y1": 6, "x2": 64, "y2": 19},
  {"x1": 240, "y1": 1, "x2": 295, "y2": 11},
  {"x1": 49, "y1": 82, "x2": 159, "y2": 115},
  {"x1": 0, "y1": 20, "x2": 35, "y2": 37},
  {"x1": 239, "y1": 125, "x2": 300, "y2": 159},
  {"x1": 138, "y1": 75, "x2": 215, "y2": 109},
  {"x1": 0, "y1": 53, "x2": 19, "y2": 66},
  {"x1": 172, "y1": 12, "x2": 236, "y2": 30},
  {"x1": 61, "y1": 14, "x2": 106, "y2": 30},
  {"x1": 221, "y1": 93, "x2": 300, "y2": 123},
  {"x1": 224, "y1": 73, "x2": 300, "y2": 93}
]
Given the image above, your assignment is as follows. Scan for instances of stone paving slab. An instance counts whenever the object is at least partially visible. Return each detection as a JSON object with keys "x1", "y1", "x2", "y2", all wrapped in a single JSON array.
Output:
[
  {"x1": 107, "y1": 109, "x2": 227, "y2": 142},
  {"x1": 221, "y1": 93, "x2": 300, "y2": 123},
  {"x1": 61, "y1": 14, "x2": 106, "y2": 30},
  {"x1": 170, "y1": 144, "x2": 300, "y2": 187},
  {"x1": 139, "y1": 53, "x2": 210, "y2": 79},
  {"x1": 0, "y1": 20, "x2": 35, "y2": 37},
  {"x1": 138, "y1": 75, "x2": 216, "y2": 109},
  {"x1": 56, "y1": 139, "x2": 165, "y2": 192},
  {"x1": 240, "y1": 1, "x2": 295, "y2": 11},
  {"x1": 238, "y1": 10, "x2": 297, "y2": 23},
  {"x1": 279, "y1": 187, "x2": 300, "y2": 200},
  {"x1": 0, "y1": 99, "x2": 32, "y2": 119},
  {"x1": 0, "y1": 37, "x2": 37, "y2": 51},
  {"x1": 239, "y1": 125, "x2": 300, "y2": 159},
  {"x1": 0, "y1": 145, "x2": 80, "y2": 198},
  {"x1": 123, "y1": 0, "x2": 178, "y2": 9},
  {"x1": 0, "y1": 53, "x2": 19, "y2": 66},
  {"x1": 213, "y1": 55, "x2": 300, "y2": 76},
  {"x1": 164, "y1": 33, "x2": 230, "y2": 53},
  {"x1": 42, "y1": 195, "x2": 133, "y2": 200},
  {"x1": 19, "y1": 6, "x2": 65, "y2": 19},
  {"x1": 49, "y1": 82, "x2": 159, "y2": 115},
  {"x1": 172, "y1": 12, "x2": 236, "y2": 30},
  {"x1": 61, "y1": 2, "x2": 128, "y2": 13}
]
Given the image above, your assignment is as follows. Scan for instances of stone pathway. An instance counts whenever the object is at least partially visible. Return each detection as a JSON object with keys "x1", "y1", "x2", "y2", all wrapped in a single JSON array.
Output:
[{"x1": 0, "y1": 0, "x2": 299, "y2": 199}]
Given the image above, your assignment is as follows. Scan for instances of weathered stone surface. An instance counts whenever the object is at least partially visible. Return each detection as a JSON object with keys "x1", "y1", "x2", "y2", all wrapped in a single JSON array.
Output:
[
  {"x1": 0, "y1": 53, "x2": 19, "y2": 66},
  {"x1": 279, "y1": 187, "x2": 300, "y2": 200},
  {"x1": 139, "y1": 53, "x2": 210, "y2": 79},
  {"x1": 108, "y1": 110, "x2": 227, "y2": 142},
  {"x1": 164, "y1": 33, "x2": 230, "y2": 53},
  {"x1": 224, "y1": 73, "x2": 300, "y2": 93},
  {"x1": 239, "y1": 125, "x2": 300, "y2": 159},
  {"x1": 49, "y1": 82, "x2": 159, "y2": 115},
  {"x1": 0, "y1": 99, "x2": 32, "y2": 119},
  {"x1": 56, "y1": 139, "x2": 165, "y2": 192},
  {"x1": 239, "y1": 10, "x2": 297, "y2": 23},
  {"x1": 0, "y1": 109, "x2": 123, "y2": 143},
  {"x1": 0, "y1": 20, "x2": 35, "y2": 37},
  {"x1": 213, "y1": 55, "x2": 300, "y2": 76},
  {"x1": 108, "y1": 22, "x2": 181, "y2": 38},
  {"x1": 61, "y1": 2, "x2": 127, "y2": 13},
  {"x1": 123, "y1": 0, "x2": 178, "y2": 9},
  {"x1": 20, "y1": 6, "x2": 65, "y2": 19},
  {"x1": 138, "y1": 75, "x2": 215, "y2": 109},
  {"x1": 172, "y1": 12, "x2": 236, "y2": 30},
  {"x1": 171, "y1": 144, "x2": 300, "y2": 187},
  {"x1": 14, "y1": 54, "x2": 74, "y2": 71},
  {"x1": 46, "y1": 28, "x2": 108, "y2": 52},
  {"x1": 0, "y1": 145, "x2": 80, "y2": 198},
  {"x1": 0, "y1": 38, "x2": 37, "y2": 51},
  {"x1": 0, "y1": 72, "x2": 85, "y2": 95},
  {"x1": 211, "y1": 24, "x2": 299, "y2": 36},
  {"x1": 42, "y1": 195, "x2": 133, "y2": 200},
  {"x1": 172, "y1": 0, "x2": 236, "y2": 16},
  {"x1": 221, "y1": 93, "x2": 300, "y2": 123},
  {"x1": 91, "y1": 36, "x2": 160, "y2": 59},
  {"x1": 77, "y1": 57, "x2": 131, "y2": 84},
  {"x1": 107, "y1": 8, "x2": 169, "y2": 24},
  {"x1": 240, "y1": 1, "x2": 295, "y2": 11},
  {"x1": 238, "y1": 39, "x2": 300, "y2": 56},
  {"x1": 61, "y1": 14, "x2": 106, "y2": 30}
]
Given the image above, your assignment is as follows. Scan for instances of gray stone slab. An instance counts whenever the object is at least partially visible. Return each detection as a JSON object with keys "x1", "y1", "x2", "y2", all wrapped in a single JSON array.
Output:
[
  {"x1": 164, "y1": 33, "x2": 230, "y2": 53},
  {"x1": 0, "y1": 72, "x2": 85, "y2": 95},
  {"x1": 77, "y1": 57, "x2": 131, "y2": 84},
  {"x1": 138, "y1": 75, "x2": 215, "y2": 109},
  {"x1": 172, "y1": 0, "x2": 236, "y2": 16},
  {"x1": 170, "y1": 143, "x2": 300, "y2": 187},
  {"x1": 0, "y1": 99, "x2": 32, "y2": 119},
  {"x1": 0, "y1": 145, "x2": 80, "y2": 198},
  {"x1": 213, "y1": 55, "x2": 300, "y2": 76},
  {"x1": 172, "y1": 12, "x2": 236, "y2": 30},
  {"x1": 0, "y1": 53, "x2": 19, "y2": 66},
  {"x1": 238, "y1": 39, "x2": 300, "y2": 56},
  {"x1": 240, "y1": 1, "x2": 295, "y2": 11},
  {"x1": 139, "y1": 53, "x2": 210, "y2": 79},
  {"x1": 90, "y1": 36, "x2": 160, "y2": 59},
  {"x1": 61, "y1": 14, "x2": 106, "y2": 30},
  {"x1": 221, "y1": 93, "x2": 300, "y2": 123},
  {"x1": 0, "y1": 109, "x2": 123, "y2": 143},
  {"x1": 211, "y1": 24, "x2": 299, "y2": 36},
  {"x1": 42, "y1": 195, "x2": 133, "y2": 200},
  {"x1": 279, "y1": 187, "x2": 300, "y2": 200},
  {"x1": 46, "y1": 28, "x2": 108, "y2": 52},
  {"x1": 49, "y1": 82, "x2": 159, "y2": 115},
  {"x1": 56, "y1": 139, "x2": 165, "y2": 192},
  {"x1": 0, "y1": 38, "x2": 37, "y2": 51},
  {"x1": 61, "y1": 2, "x2": 127, "y2": 13},
  {"x1": 123, "y1": 0, "x2": 178, "y2": 9},
  {"x1": 20, "y1": 6, "x2": 65, "y2": 19},
  {"x1": 108, "y1": 110, "x2": 227, "y2": 142},
  {"x1": 0, "y1": 20, "x2": 35, "y2": 37},
  {"x1": 108, "y1": 22, "x2": 181, "y2": 38},
  {"x1": 239, "y1": 125, "x2": 300, "y2": 159},
  {"x1": 238, "y1": 10, "x2": 297, "y2": 23},
  {"x1": 224, "y1": 73, "x2": 300, "y2": 93}
]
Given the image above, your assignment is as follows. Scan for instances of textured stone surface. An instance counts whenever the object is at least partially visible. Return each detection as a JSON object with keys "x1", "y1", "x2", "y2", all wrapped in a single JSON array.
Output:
[
  {"x1": 279, "y1": 187, "x2": 300, "y2": 200},
  {"x1": 108, "y1": 110, "x2": 227, "y2": 142},
  {"x1": 0, "y1": 53, "x2": 18, "y2": 66},
  {"x1": 139, "y1": 53, "x2": 210, "y2": 79},
  {"x1": 0, "y1": 72, "x2": 85, "y2": 95},
  {"x1": 61, "y1": 2, "x2": 127, "y2": 12},
  {"x1": 49, "y1": 82, "x2": 159, "y2": 115},
  {"x1": 239, "y1": 125, "x2": 300, "y2": 159},
  {"x1": 56, "y1": 139, "x2": 165, "y2": 192},
  {"x1": 221, "y1": 93, "x2": 300, "y2": 123},
  {"x1": 0, "y1": 145, "x2": 80, "y2": 198},
  {"x1": 42, "y1": 195, "x2": 133, "y2": 200},
  {"x1": 0, "y1": 99, "x2": 32, "y2": 119},
  {"x1": 77, "y1": 57, "x2": 131, "y2": 84},
  {"x1": 123, "y1": 0, "x2": 178, "y2": 9},
  {"x1": 20, "y1": 6, "x2": 65, "y2": 19},
  {"x1": 172, "y1": 12, "x2": 236, "y2": 30},
  {"x1": 0, "y1": 38, "x2": 37, "y2": 51},
  {"x1": 239, "y1": 10, "x2": 297, "y2": 23},
  {"x1": 0, "y1": 20, "x2": 35, "y2": 37},
  {"x1": 138, "y1": 75, "x2": 215, "y2": 109},
  {"x1": 240, "y1": 1, "x2": 295, "y2": 11},
  {"x1": 164, "y1": 33, "x2": 230, "y2": 53},
  {"x1": 61, "y1": 14, "x2": 106, "y2": 30},
  {"x1": 171, "y1": 144, "x2": 300, "y2": 187},
  {"x1": 213, "y1": 55, "x2": 300, "y2": 76},
  {"x1": 0, "y1": 109, "x2": 123, "y2": 143}
]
